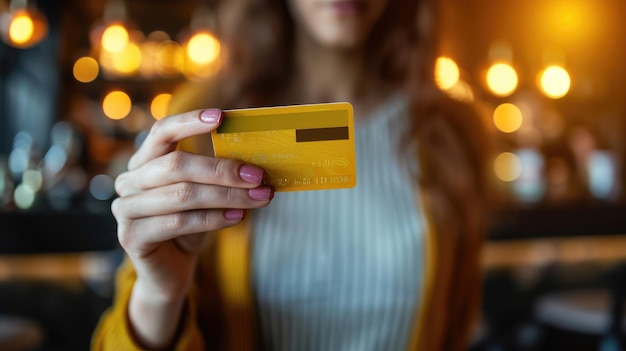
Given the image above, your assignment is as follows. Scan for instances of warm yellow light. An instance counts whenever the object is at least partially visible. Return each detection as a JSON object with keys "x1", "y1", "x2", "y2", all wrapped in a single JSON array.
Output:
[
  {"x1": 545, "y1": 1, "x2": 591, "y2": 41},
  {"x1": 73, "y1": 56, "x2": 99, "y2": 83},
  {"x1": 101, "y1": 24, "x2": 129, "y2": 53},
  {"x1": 183, "y1": 55, "x2": 223, "y2": 80},
  {"x1": 102, "y1": 91, "x2": 132, "y2": 120},
  {"x1": 494, "y1": 152, "x2": 522, "y2": 182},
  {"x1": 1, "y1": 9, "x2": 48, "y2": 48},
  {"x1": 434, "y1": 57, "x2": 460, "y2": 91},
  {"x1": 186, "y1": 32, "x2": 221, "y2": 65},
  {"x1": 150, "y1": 93, "x2": 172, "y2": 120},
  {"x1": 443, "y1": 80, "x2": 474, "y2": 102},
  {"x1": 486, "y1": 63, "x2": 518, "y2": 97},
  {"x1": 493, "y1": 103, "x2": 523, "y2": 133},
  {"x1": 156, "y1": 40, "x2": 184, "y2": 77},
  {"x1": 9, "y1": 14, "x2": 33, "y2": 44},
  {"x1": 112, "y1": 42, "x2": 142, "y2": 74},
  {"x1": 139, "y1": 41, "x2": 158, "y2": 77},
  {"x1": 539, "y1": 65, "x2": 570, "y2": 99},
  {"x1": 98, "y1": 50, "x2": 115, "y2": 75}
]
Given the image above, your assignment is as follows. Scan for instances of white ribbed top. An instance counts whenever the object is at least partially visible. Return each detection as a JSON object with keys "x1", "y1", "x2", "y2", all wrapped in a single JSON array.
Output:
[{"x1": 251, "y1": 94, "x2": 424, "y2": 351}]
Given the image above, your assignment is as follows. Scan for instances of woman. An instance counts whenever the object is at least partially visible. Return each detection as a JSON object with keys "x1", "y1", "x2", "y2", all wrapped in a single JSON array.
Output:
[{"x1": 92, "y1": 0, "x2": 491, "y2": 350}]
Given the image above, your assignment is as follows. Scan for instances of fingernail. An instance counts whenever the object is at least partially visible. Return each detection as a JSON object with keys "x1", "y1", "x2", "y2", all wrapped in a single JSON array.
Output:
[
  {"x1": 200, "y1": 109, "x2": 222, "y2": 124},
  {"x1": 224, "y1": 209, "x2": 245, "y2": 220},
  {"x1": 239, "y1": 164, "x2": 263, "y2": 184},
  {"x1": 249, "y1": 187, "x2": 274, "y2": 201}
]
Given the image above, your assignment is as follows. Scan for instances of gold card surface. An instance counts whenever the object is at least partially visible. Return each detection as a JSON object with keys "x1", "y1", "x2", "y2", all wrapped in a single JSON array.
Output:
[{"x1": 211, "y1": 102, "x2": 357, "y2": 191}]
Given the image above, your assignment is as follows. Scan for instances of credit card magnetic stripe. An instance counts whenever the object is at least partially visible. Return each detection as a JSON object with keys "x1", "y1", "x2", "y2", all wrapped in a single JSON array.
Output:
[{"x1": 295, "y1": 127, "x2": 349, "y2": 142}]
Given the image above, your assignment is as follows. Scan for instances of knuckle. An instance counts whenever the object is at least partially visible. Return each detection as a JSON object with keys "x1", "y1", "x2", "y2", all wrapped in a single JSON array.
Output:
[
  {"x1": 199, "y1": 211, "x2": 217, "y2": 230},
  {"x1": 164, "y1": 213, "x2": 186, "y2": 232},
  {"x1": 114, "y1": 173, "x2": 128, "y2": 196},
  {"x1": 210, "y1": 158, "x2": 236, "y2": 181},
  {"x1": 200, "y1": 211, "x2": 232, "y2": 233},
  {"x1": 117, "y1": 228, "x2": 134, "y2": 251},
  {"x1": 110, "y1": 198, "x2": 124, "y2": 218},
  {"x1": 163, "y1": 151, "x2": 187, "y2": 173},
  {"x1": 209, "y1": 158, "x2": 230, "y2": 179},
  {"x1": 114, "y1": 216, "x2": 134, "y2": 250},
  {"x1": 171, "y1": 182, "x2": 196, "y2": 203},
  {"x1": 224, "y1": 186, "x2": 240, "y2": 204},
  {"x1": 127, "y1": 154, "x2": 139, "y2": 170}
]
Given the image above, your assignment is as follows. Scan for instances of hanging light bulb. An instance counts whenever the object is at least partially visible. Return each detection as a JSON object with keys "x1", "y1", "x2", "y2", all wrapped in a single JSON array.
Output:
[
  {"x1": 179, "y1": 5, "x2": 222, "y2": 80},
  {"x1": 92, "y1": 0, "x2": 147, "y2": 78},
  {"x1": 91, "y1": 0, "x2": 128, "y2": 50},
  {"x1": 101, "y1": 23, "x2": 129, "y2": 53},
  {"x1": 0, "y1": 0, "x2": 48, "y2": 49}
]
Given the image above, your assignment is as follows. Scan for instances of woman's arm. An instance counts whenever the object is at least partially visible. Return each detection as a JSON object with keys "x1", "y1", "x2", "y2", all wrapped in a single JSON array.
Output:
[{"x1": 94, "y1": 108, "x2": 273, "y2": 350}]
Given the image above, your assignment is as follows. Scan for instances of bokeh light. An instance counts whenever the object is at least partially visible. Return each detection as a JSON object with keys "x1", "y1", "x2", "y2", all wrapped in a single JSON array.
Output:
[
  {"x1": 73, "y1": 56, "x2": 99, "y2": 83},
  {"x1": 544, "y1": 1, "x2": 593, "y2": 43},
  {"x1": 112, "y1": 42, "x2": 142, "y2": 75},
  {"x1": 139, "y1": 41, "x2": 158, "y2": 77},
  {"x1": 14, "y1": 184, "x2": 35, "y2": 209},
  {"x1": 494, "y1": 152, "x2": 522, "y2": 182},
  {"x1": 89, "y1": 174, "x2": 115, "y2": 200},
  {"x1": 22, "y1": 169, "x2": 43, "y2": 192},
  {"x1": 101, "y1": 24, "x2": 129, "y2": 53},
  {"x1": 2, "y1": 8, "x2": 48, "y2": 48},
  {"x1": 539, "y1": 65, "x2": 571, "y2": 99},
  {"x1": 102, "y1": 91, "x2": 132, "y2": 120},
  {"x1": 186, "y1": 32, "x2": 221, "y2": 65},
  {"x1": 9, "y1": 13, "x2": 33, "y2": 44},
  {"x1": 493, "y1": 103, "x2": 523, "y2": 133},
  {"x1": 442, "y1": 80, "x2": 474, "y2": 102},
  {"x1": 150, "y1": 93, "x2": 172, "y2": 119},
  {"x1": 43, "y1": 144, "x2": 68, "y2": 175},
  {"x1": 435, "y1": 57, "x2": 460, "y2": 91},
  {"x1": 486, "y1": 63, "x2": 518, "y2": 97}
]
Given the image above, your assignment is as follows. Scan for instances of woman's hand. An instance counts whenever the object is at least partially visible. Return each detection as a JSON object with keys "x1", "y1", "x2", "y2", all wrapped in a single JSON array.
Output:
[{"x1": 111, "y1": 109, "x2": 274, "y2": 349}]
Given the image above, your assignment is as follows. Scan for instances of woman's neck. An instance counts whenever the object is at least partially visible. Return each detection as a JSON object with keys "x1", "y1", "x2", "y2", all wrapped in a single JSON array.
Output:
[{"x1": 286, "y1": 32, "x2": 394, "y2": 119}]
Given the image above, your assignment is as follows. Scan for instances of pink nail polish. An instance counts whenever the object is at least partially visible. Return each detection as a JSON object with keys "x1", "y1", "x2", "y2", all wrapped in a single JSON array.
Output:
[
  {"x1": 239, "y1": 165, "x2": 263, "y2": 184},
  {"x1": 224, "y1": 209, "x2": 245, "y2": 220},
  {"x1": 249, "y1": 187, "x2": 274, "y2": 201},
  {"x1": 200, "y1": 109, "x2": 222, "y2": 124}
]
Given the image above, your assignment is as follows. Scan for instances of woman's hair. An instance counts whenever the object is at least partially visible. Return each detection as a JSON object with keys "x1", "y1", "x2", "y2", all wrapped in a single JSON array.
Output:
[{"x1": 214, "y1": 0, "x2": 421, "y2": 106}]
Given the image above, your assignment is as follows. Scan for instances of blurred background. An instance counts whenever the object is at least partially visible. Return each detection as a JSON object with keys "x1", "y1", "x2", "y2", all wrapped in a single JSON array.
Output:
[{"x1": 1, "y1": 0, "x2": 626, "y2": 350}]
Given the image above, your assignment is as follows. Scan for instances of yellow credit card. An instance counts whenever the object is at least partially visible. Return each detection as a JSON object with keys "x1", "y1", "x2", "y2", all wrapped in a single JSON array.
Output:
[{"x1": 211, "y1": 102, "x2": 357, "y2": 191}]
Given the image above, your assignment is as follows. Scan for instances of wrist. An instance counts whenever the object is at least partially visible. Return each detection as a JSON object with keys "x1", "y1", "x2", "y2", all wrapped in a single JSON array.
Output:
[
  {"x1": 133, "y1": 277, "x2": 187, "y2": 306},
  {"x1": 128, "y1": 281, "x2": 187, "y2": 350}
]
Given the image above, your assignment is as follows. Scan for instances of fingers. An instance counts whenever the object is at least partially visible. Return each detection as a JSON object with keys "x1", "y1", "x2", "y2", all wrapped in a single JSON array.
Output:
[
  {"x1": 112, "y1": 181, "x2": 274, "y2": 249},
  {"x1": 113, "y1": 108, "x2": 276, "y2": 255},
  {"x1": 115, "y1": 151, "x2": 264, "y2": 197},
  {"x1": 117, "y1": 208, "x2": 246, "y2": 251},
  {"x1": 128, "y1": 109, "x2": 223, "y2": 171},
  {"x1": 114, "y1": 183, "x2": 274, "y2": 219}
]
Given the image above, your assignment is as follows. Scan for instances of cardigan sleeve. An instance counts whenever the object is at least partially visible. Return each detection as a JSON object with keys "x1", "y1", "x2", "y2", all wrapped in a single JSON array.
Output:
[{"x1": 90, "y1": 258, "x2": 206, "y2": 351}]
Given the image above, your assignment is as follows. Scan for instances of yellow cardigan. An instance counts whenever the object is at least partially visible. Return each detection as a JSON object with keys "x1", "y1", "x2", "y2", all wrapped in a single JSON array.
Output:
[{"x1": 91, "y1": 192, "x2": 438, "y2": 351}]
